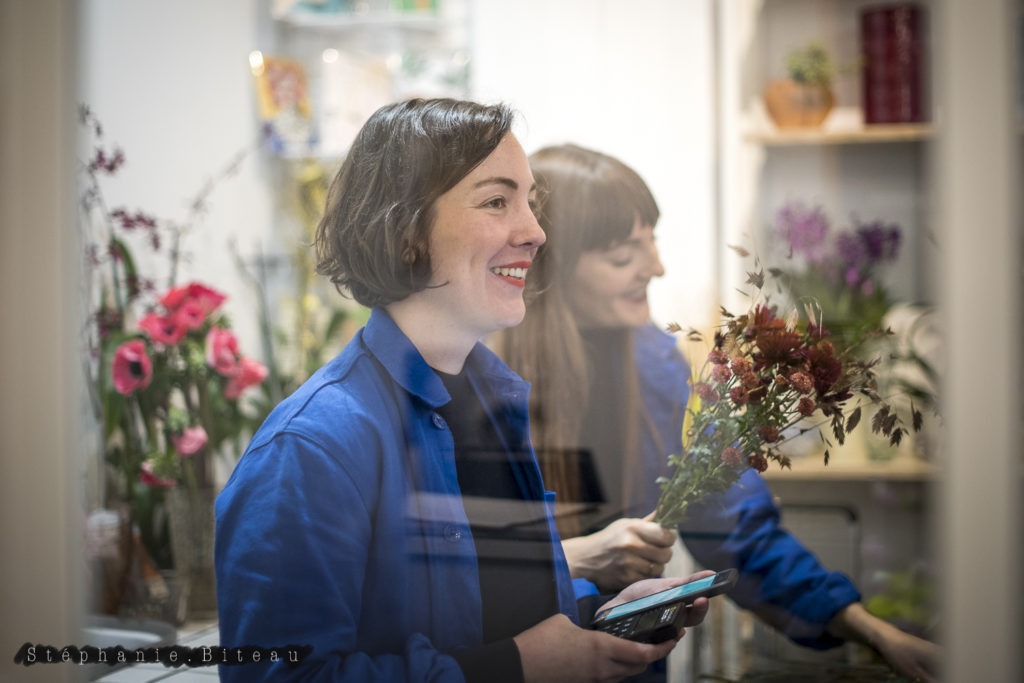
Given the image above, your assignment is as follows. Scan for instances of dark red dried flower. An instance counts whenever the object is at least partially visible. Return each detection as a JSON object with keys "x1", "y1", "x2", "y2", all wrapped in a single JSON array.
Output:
[
  {"x1": 798, "y1": 396, "x2": 817, "y2": 417},
  {"x1": 754, "y1": 325, "x2": 803, "y2": 369},
  {"x1": 721, "y1": 447, "x2": 743, "y2": 467},
  {"x1": 747, "y1": 453, "x2": 769, "y2": 473},
  {"x1": 807, "y1": 342, "x2": 842, "y2": 396},
  {"x1": 758, "y1": 424, "x2": 781, "y2": 443}
]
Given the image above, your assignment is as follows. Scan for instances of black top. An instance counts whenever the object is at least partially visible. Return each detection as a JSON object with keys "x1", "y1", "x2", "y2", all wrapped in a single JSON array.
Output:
[
  {"x1": 579, "y1": 327, "x2": 632, "y2": 521},
  {"x1": 436, "y1": 367, "x2": 560, "y2": 683}
]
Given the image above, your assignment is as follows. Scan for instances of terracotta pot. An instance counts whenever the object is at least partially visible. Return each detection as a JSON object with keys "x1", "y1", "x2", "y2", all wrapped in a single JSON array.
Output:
[{"x1": 763, "y1": 78, "x2": 835, "y2": 129}]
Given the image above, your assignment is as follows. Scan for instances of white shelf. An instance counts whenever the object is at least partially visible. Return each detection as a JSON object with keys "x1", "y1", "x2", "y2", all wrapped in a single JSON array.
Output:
[
  {"x1": 745, "y1": 122, "x2": 934, "y2": 146},
  {"x1": 274, "y1": 9, "x2": 449, "y2": 32},
  {"x1": 762, "y1": 455, "x2": 936, "y2": 482}
]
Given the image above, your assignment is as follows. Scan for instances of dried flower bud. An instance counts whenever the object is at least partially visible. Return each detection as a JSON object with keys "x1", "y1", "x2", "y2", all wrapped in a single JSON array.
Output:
[
  {"x1": 696, "y1": 382, "x2": 720, "y2": 405},
  {"x1": 741, "y1": 372, "x2": 761, "y2": 390},
  {"x1": 712, "y1": 364, "x2": 732, "y2": 384},
  {"x1": 730, "y1": 357, "x2": 751, "y2": 375},
  {"x1": 758, "y1": 424, "x2": 781, "y2": 443},
  {"x1": 721, "y1": 447, "x2": 743, "y2": 468},
  {"x1": 747, "y1": 453, "x2": 769, "y2": 473},
  {"x1": 728, "y1": 385, "x2": 748, "y2": 406},
  {"x1": 789, "y1": 371, "x2": 814, "y2": 394},
  {"x1": 708, "y1": 348, "x2": 729, "y2": 365},
  {"x1": 798, "y1": 396, "x2": 817, "y2": 417}
]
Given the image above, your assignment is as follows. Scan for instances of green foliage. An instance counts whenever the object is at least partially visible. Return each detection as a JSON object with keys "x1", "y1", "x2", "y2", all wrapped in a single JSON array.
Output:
[
  {"x1": 786, "y1": 41, "x2": 833, "y2": 86},
  {"x1": 865, "y1": 569, "x2": 938, "y2": 638}
]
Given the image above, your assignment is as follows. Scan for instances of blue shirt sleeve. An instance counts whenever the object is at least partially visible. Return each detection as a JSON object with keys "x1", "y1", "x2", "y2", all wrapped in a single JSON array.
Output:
[
  {"x1": 215, "y1": 430, "x2": 466, "y2": 682},
  {"x1": 678, "y1": 469, "x2": 861, "y2": 649}
]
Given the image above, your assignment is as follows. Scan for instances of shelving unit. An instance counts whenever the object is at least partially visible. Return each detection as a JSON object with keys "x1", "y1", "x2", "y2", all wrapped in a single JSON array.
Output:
[
  {"x1": 715, "y1": 0, "x2": 939, "y2": 478},
  {"x1": 268, "y1": 0, "x2": 470, "y2": 160},
  {"x1": 712, "y1": 8, "x2": 939, "y2": 662},
  {"x1": 716, "y1": 0, "x2": 938, "y2": 319}
]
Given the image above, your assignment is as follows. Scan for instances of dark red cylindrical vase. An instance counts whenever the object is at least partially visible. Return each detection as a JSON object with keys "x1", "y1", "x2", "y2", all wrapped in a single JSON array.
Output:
[{"x1": 861, "y1": 3, "x2": 928, "y2": 124}]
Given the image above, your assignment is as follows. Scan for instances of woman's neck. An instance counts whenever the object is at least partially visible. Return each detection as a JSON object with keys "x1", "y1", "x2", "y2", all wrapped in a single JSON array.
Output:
[{"x1": 384, "y1": 300, "x2": 477, "y2": 374}]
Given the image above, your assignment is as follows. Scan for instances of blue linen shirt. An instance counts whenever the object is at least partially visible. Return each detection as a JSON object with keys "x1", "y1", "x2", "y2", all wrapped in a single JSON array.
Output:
[
  {"x1": 215, "y1": 309, "x2": 578, "y2": 682},
  {"x1": 633, "y1": 323, "x2": 861, "y2": 649}
]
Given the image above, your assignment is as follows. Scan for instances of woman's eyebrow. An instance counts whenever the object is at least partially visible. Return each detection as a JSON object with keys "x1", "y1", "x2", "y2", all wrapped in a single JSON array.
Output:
[{"x1": 473, "y1": 176, "x2": 537, "y2": 193}]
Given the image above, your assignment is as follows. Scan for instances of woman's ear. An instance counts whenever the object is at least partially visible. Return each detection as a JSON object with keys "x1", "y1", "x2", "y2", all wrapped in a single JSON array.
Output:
[{"x1": 401, "y1": 243, "x2": 421, "y2": 265}]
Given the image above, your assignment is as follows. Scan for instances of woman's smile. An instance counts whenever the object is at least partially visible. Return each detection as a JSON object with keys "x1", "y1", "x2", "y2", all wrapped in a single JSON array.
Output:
[{"x1": 490, "y1": 261, "x2": 532, "y2": 288}]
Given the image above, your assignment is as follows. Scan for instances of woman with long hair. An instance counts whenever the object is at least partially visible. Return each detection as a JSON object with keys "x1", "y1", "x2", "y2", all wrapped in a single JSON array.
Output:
[{"x1": 494, "y1": 143, "x2": 938, "y2": 683}]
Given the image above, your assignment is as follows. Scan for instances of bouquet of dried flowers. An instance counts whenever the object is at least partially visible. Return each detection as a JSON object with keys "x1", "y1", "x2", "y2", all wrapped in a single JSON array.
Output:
[{"x1": 653, "y1": 250, "x2": 924, "y2": 527}]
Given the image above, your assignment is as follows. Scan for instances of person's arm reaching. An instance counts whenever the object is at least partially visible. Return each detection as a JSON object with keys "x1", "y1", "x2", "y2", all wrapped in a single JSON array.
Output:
[{"x1": 827, "y1": 603, "x2": 938, "y2": 683}]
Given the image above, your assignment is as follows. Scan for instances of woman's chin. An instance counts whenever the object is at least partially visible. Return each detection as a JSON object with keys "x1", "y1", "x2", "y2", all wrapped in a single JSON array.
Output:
[
  {"x1": 619, "y1": 304, "x2": 651, "y2": 328},
  {"x1": 493, "y1": 307, "x2": 527, "y2": 332}
]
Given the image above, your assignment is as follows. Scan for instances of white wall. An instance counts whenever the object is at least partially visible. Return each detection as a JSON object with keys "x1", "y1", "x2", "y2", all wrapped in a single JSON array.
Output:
[
  {"x1": 77, "y1": 0, "x2": 720, "y2": 344},
  {"x1": 469, "y1": 0, "x2": 719, "y2": 332},
  {"x1": 79, "y1": 0, "x2": 276, "y2": 362}
]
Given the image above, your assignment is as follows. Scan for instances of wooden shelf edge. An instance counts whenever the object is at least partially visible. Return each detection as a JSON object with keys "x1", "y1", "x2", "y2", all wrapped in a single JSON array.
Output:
[
  {"x1": 744, "y1": 123, "x2": 935, "y2": 146},
  {"x1": 762, "y1": 456, "x2": 937, "y2": 482}
]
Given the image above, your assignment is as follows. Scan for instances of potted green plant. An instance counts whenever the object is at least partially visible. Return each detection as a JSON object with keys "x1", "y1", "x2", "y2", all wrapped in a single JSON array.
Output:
[{"x1": 763, "y1": 40, "x2": 836, "y2": 129}]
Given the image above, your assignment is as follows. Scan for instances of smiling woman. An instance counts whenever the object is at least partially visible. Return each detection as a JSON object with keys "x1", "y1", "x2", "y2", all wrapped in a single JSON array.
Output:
[{"x1": 214, "y1": 98, "x2": 709, "y2": 683}]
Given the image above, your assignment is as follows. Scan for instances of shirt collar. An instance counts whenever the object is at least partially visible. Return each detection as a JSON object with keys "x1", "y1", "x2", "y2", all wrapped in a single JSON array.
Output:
[
  {"x1": 363, "y1": 308, "x2": 529, "y2": 408},
  {"x1": 363, "y1": 308, "x2": 449, "y2": 408}
]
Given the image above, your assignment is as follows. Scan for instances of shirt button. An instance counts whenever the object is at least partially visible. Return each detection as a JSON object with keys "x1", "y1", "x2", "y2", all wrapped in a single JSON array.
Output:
[
  {"x1": 431, "y1": 413, "x2": 447, "y2": 430},
  {"x1": 443, "y1": 524, "x2": 463, "y2": 542}
]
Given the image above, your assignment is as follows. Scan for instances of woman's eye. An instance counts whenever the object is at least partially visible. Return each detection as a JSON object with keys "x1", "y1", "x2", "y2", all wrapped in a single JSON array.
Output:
[
  {"x1": 483, "y1": 197, "x2": 507, "y2": 209},
  {"x1": 607, "y1": 254, "x2": 633, "y2": 267}
]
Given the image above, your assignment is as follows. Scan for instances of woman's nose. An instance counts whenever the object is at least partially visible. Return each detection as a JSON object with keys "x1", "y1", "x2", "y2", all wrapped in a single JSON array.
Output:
[
  {"x1": 514, "y1": 208, "x2": 546, "y2": 248},
  {"x1": 644, "y1": 243, "x2": 665, "y2": 279}
]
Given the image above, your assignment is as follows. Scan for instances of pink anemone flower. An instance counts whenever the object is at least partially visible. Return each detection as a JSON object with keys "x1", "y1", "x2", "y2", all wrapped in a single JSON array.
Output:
[
  {"x1": 224, "y1": 357, "x2": 269, "y2": 400},
  {"x1": 172, "y1": 425, "x2": 208, "y2": 457},
  {"x1": 138, "y1": 312, "x2": 187, "y2": 346},
  {"x1": 206, "y1": 327, "x2": 240, "y2": 377},
  {"x1": 111, "y1": 339, "x2": 153, "y2": 395},
  {"x1": 161, "y1": 282, "x2": 226, "y2": 314}
]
